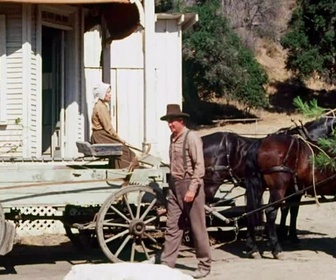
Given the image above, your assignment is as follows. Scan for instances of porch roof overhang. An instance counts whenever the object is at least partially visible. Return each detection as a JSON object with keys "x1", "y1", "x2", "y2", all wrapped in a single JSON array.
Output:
[
  {"x1": 156, "y1": 13, "x2": 198, "y2": 32},
  {"x1": 0, "y1": 0, "x2": 144, "y2": 40},
  {"x1": 0, "y1": 0, "x2": 129, "y2": 3}
]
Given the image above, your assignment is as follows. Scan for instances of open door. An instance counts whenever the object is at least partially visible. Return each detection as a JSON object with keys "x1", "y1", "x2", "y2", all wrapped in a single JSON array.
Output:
[{"x1": 42, "y1": 26, "x2": 65, "y2": 157}]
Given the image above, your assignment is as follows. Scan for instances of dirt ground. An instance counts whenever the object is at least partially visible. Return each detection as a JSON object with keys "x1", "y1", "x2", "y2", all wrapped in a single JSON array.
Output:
[{"x1": 1, "y1": 113, "x2": 336, "y2": 279}]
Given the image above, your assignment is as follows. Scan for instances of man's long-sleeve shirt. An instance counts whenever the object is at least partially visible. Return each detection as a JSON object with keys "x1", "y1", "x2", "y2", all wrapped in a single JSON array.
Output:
[{"x1": 169, "y1": 127, "x2": 205, "y2": 192}]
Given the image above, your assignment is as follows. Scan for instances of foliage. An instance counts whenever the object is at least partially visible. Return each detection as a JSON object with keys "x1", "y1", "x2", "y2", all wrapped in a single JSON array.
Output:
[
  {"x1": 293, "y1": 96, "x2": 336, "y2": 171},
  {"x1": 312, "y1": 151, "x2": 336, "y2": 172},
  {"x1": 292, "y1": 96, "x2": 325, "y2": 118},
  {"x1": 181, "y1": 0, "x2": 269, "y2": 110},
  {"x1": 281, "y1": 0, "x2": 336, "y2": 84},
  {"x1": 318, "y1": 136, "x2": 336, "y2": 155},
  {"x1": 155, "y1": 0, "x2": 174, "y2": 12}
]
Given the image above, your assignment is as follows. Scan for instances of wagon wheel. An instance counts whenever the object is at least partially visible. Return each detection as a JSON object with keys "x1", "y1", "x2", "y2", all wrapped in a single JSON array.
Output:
[
  {"x1": 0, "y1": 203, "x2": 5, "y2": 248},
  {"x1": 96, "y1": 185, "x2": 167, "y2": 263}
]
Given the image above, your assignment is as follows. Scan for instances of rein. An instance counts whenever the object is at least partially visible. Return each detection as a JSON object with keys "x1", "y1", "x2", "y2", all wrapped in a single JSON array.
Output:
[
  {"x1": 234, "y1": 172, "x2": 336, "y2": 222},
  {"x1": 204, "y1": 134, "x2": 243, "y2": 187},
  {"x1": 261, "y1": 136, "x2": 301, "y2": 192}
]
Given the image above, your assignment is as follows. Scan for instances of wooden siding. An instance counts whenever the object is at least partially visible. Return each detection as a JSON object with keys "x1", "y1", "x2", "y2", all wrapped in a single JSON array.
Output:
[
  {"x1": 111, "y1": 68, "x2": 144, "y2": 149},
  {"x1": 0, "y1": 4, "x2": 24, "y2": 158},
  {"x1": 83, "y1": 18, "x2": 184, "y2": 162},
  {"x1": 154, "y1": 19, "x2": 183, "y2": 162},
  {"x1": 0, "y1": 14, "x2": 7, "y2": 124},
  {"x1": 29, "y1": 5, "x2": 38, "y2": 156}
]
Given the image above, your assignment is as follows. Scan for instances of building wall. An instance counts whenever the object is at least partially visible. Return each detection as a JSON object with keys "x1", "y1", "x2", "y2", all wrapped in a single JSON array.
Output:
[
  {"x1": 84, "y1": 19, "x2": 184, "y2": 163},
  {"x1": 153, "y1": 19, "x2": 183, "y2": 162},
  {"x1": 0, "y1": 3, "x2": 85, "y2": 159},
  {"x1": 0, "y1": 4, "x2": 185, "y2": 161},
  {"x1": 0, "y1": 3, "x2": 25, "y2": 158},
  {"x1": 28, "y1": 5, "x2": 39, "y2": 157},
  {"x1": 21, "y1": 4, "x2": 39, "y2": 158}
]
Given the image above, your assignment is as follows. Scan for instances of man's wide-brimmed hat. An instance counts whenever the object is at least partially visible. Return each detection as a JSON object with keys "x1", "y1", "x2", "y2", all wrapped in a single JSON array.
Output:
[{"x1": 160, "y1": 104, "x2": 190, "y2": 121}]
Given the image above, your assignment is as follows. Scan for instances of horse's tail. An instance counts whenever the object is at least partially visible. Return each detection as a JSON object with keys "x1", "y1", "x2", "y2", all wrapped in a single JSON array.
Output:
[{"x1": 245, "y1": 139, "x2": 264, "y2": 228}]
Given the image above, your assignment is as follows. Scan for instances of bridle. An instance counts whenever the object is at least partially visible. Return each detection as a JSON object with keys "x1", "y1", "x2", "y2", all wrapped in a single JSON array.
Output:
[{"x1": 204, "y1": 133, "x2": 244, "y2": 187}]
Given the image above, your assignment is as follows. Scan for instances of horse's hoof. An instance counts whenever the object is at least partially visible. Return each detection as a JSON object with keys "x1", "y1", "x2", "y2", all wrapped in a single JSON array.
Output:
[
  {"x1": 290, "y1": 236, "x2": 300, "y2": 244},
  {"x1": 273, "y1": 251, "x2": 285, "y2": 260},
  {"x1": 248, "y1": 251, "x2": 262, "y2": 259}
]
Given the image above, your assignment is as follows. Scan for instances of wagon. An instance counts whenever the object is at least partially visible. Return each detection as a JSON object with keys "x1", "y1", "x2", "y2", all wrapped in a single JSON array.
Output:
[{"x1": 0, "y1": 141, "x2": 243, "y2": 263}]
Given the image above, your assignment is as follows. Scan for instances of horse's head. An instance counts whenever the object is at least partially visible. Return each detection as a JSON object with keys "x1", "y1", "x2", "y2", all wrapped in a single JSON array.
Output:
[
  {"x1": 284, "y1": 117, "x2": 336, "y2": 142},
  {"x1": 202, "y1": 132, "x2": 230, "y2": 201},
  {"x1": 201, "y1": 131, "x2": 257, "y2": 201},
  {"x1": 299, "y1": 117, "x2": 336, "y2": 141}
]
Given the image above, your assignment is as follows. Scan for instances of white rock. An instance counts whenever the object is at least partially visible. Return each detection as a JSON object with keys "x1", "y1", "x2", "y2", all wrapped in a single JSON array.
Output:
[{"x1": 63, "y1": 263, "x2": 193, "y2": 280}]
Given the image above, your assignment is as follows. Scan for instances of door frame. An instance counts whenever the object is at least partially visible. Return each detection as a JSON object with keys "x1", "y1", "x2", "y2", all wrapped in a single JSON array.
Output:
[{"x1": 37, "y1": 4, "x2": 80, "y2": 158}]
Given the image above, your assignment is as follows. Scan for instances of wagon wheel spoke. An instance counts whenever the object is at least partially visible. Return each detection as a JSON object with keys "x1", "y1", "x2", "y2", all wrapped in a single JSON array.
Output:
[
  {"x1": 136, "y1": 190, "x2": 145, "y2": 219},
  {"x1": 115, "y1": 235, "x2": 132, "y2": 258},
  {"x1": 105, "y1": 229, "x2": 129, "y2": 244},
  {"x1": 123, "y1": 194, "x2": 135, "y2": 220},
  {"x1": 140, "y1": 198, "x2": 157, "y2": 220},
  {"x1": 103, "y1": 221, "x2": 128, "y2": 228},
  {"x1": 109, "y1": 205, "x2": 130, "y2": 223},
  {"x1": 144, "y1": 215, "x2": 157, "y2": 225},
  {"x1": 144, "y1": 232, "x2": 159, "y2": 244},
  {"x1": 140, "y1": 240, "x2": 150, "y2": 260},
  {"x1": 130, "y1": 241, "x2": 136, "y2": 262}
]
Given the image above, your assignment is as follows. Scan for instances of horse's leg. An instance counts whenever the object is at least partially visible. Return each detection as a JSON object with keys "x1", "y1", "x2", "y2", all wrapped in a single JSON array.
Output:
[
  {"x1": 246, "y1": 221, "x2": 262, "y2": 259},
  {"x1": 288, "y1": 194, "x2": 302, "y2": 244},
  {"x1": 245, "y1": 189, "x2": 264, "y2": 259},
  {"x1": 278, "y1": 205, "x2": 289, "y2": 240},
  {"x1": 265, "y1": 189, "x2": 285, "y2": 259},
  {"x1": 265, "y1": 204, "x2": 283, "y2": 259}
]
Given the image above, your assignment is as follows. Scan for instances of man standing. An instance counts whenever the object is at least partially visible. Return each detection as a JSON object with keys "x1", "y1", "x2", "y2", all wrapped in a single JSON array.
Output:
[{"x1": 160, "y1": 104, "x2": 211, "y2": 279}]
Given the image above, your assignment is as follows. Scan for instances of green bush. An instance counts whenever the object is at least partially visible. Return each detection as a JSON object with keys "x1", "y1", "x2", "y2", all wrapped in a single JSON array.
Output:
[
  {"x1": 182, "y1": 0, "x2": 269, "y2": 110},
  {"x1": 281, "y1": 0, "x2": 336, "y2": 83}
]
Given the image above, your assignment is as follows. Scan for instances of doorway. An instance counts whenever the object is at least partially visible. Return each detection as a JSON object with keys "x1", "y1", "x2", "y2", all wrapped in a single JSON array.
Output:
[{"x1": 41, "y1": 26, "x2": 65, "y2": 157}]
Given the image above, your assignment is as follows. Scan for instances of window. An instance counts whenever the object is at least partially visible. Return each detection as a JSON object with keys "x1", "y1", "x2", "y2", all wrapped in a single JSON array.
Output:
[{"x1": 0, "y1": 15, "x2": 7, "y2": 124}]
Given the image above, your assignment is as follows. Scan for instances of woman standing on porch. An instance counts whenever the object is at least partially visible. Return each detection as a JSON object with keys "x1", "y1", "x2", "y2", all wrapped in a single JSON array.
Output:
[{"x1": 91, "y1": 82, "x2": 137, "y2": 169}]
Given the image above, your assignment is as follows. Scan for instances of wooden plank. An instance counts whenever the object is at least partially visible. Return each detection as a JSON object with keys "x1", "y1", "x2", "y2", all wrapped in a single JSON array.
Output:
[{"x1": 0, "y1": 181, "x2": 124, "y2": 207}]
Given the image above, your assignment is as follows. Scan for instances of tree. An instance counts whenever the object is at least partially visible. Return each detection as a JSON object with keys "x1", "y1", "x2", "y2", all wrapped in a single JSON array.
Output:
[
  {"x1": 182, "y1": 0, "x2": 269, "y2": 110},
  {"x1": 281, "y1": 0, "x2": 336, "y2": 84},
  {"x1": 293, "y1": 96, "x2": 336, "y2": 171}
]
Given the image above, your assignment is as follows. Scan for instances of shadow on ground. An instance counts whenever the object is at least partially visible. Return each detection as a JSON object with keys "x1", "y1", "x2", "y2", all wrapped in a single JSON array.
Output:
[
  {"x1": 268, "y1": 79, "x2": 336, "y2": 114},
  {"x1": 0, "y1": 240, "x2": 106, "y2": 275},
  {"x1": 211, "y1": 226, "x2": 336, "y2": 259},
  {"x1": 183, "y1": 100, "x2": 257, "y2": 129},
  {"x1": 183, "y1": 80, "x2": 336, "y2": 128}
]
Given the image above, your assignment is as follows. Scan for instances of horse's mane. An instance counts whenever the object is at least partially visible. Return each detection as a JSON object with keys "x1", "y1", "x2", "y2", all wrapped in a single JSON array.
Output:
[
  {"x1": 277, "y1": 116, "x2": 336, "y2": 142},
  {"x1": 201, "y1": 131, "x2": 257, "y2": 153},
  {"x1": 297, "y1": 117, "x2": 336, "y2": 141}
]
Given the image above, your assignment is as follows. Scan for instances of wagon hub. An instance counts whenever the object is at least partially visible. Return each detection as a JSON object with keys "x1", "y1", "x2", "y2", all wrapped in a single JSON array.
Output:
[{"x1": 129, "y1": 219, "x2": 146, "y2": 236}]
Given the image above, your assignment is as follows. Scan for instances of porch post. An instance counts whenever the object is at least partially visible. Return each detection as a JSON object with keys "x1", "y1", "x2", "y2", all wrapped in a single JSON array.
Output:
[
  {"x1": 143, "y1": 0, "x2": 157, "y2": 154},
  {"x1": 101, "y1": 18, "x2": 111, "y2": 83}
]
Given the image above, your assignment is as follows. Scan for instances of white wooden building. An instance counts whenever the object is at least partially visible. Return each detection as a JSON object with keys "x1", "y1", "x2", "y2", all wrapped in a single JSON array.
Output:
[
  {"x1": 84, "y1": 13, "x2": 197, "y2": 162},
  {"x1": 0, "y1": 0, "x2": 197, "y2": 163},
  {"x1": 0, "y1": 0, "x2": 142, "y2": 159}
]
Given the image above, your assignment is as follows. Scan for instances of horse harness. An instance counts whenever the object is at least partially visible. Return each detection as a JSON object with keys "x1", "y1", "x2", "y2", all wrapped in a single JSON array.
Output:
[
  {"x1": 261, "y1": 136, "x2": 301, "y2": 192},
  {"x1": 204, "y1": 133, "x2": 243, "y2": 187}
]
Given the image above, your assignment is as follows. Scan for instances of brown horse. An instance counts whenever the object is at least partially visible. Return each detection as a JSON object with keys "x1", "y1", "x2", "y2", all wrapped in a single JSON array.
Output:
[
  {"x1": 244, "y1": 116, "x2": 336, "y2": 259},
  {"x1": 201, "y1": 121, "x2": 319, "y2": 233}
]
